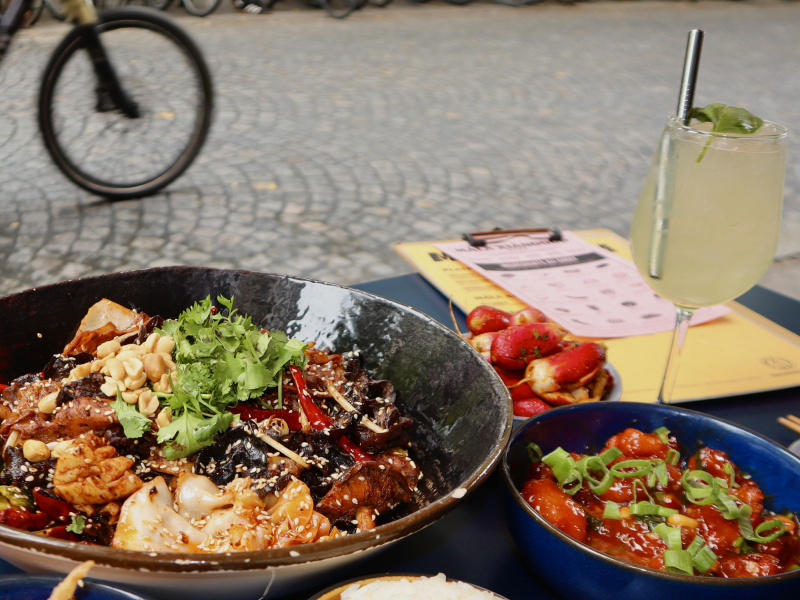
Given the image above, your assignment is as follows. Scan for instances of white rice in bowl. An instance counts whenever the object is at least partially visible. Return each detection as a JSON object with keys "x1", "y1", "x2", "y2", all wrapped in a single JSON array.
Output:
[{"x1": 337, "y1": 573, "x2": 503, "y2": 600}]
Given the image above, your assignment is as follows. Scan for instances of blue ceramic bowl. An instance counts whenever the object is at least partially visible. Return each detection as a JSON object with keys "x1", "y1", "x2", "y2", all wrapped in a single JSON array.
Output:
[
  {"x1": 502, "y1": 402, "x2": 800, "y2": 600},
  {"x1": 0, "y1": 574, "x2": 151, "y2": 600}
]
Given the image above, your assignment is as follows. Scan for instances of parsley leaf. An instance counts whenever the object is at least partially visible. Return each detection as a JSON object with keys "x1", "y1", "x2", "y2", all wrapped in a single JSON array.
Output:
[
  {"x1": 66, "y1": 514, "x2": 86, "y2": 534},
  {"x1": 111, "y1": 392, "x2": 152, "y2": 438},
  {"x1": 155, "y1": 295, "x2": 308, "y2": 459}
]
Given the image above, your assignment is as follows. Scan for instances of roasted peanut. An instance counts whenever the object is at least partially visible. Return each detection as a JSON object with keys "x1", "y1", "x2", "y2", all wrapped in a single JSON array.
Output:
[
  {"x1": 96, "y1": 340, "x2": 121, "y2": 359},
  {"x1": 143, "y1": 353, "x2": 166, "y2": 382},
  {"x1": 106, "y1": 358, "x2": 126, "y2": 382},
  {"x1": 123, "y1": 357, "x2": 144, "y2": 379},
  {"x1": 121, "y1": 391, "x2": 139, "y2": 405},
  {"x1": 154, "y1": 335, "x2": 175, "y2": 355},
  {"x1": 153, "y1": 373, "x2": 172, "y2": 394},
  {"x1": 138, "y1": 390, "x2": 159, "y2": 416},
  {"x1": 124, "y1": 372, "x2": 147, "y2": 391},
  {"x1": 116, "y1": 348, "x2": 143, "y2": 363},
  {"x1": 69, "y1": 362, "x2": 93, "y2": 380},
  {"x1": 23, "y1": 439, "x2": 50, "y2": 463},
  {"x1": 142, "y1": 332, "x2": 160, "y2": 354},
  {"x1": 667, "y1": 514, "x2": 700, "y2": 529},
  {"x1": 101, "y1": 381, "x2": 121, "y2": 397},
  {"x1": 156, "y1": 407, "x2": 172, "y2": 428},
  {"x1": 38, "y1": 391, "x2": 59, "y2": 414}
]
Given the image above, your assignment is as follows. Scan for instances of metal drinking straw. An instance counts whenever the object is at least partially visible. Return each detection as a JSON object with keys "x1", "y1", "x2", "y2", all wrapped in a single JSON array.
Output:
[{"x1": 648, "y1": 29, "x2": 704, "y2": 279}]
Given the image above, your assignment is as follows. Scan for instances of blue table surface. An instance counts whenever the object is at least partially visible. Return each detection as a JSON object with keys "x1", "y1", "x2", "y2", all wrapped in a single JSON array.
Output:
[{"x1": 3, "y1": 274, "x2": 799, "y2": 600}]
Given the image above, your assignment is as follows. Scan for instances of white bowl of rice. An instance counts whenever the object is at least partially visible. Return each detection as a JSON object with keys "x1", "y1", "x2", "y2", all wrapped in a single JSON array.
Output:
[{"x1": 310, "y1": 573, "x2": 508, "y2": 600}]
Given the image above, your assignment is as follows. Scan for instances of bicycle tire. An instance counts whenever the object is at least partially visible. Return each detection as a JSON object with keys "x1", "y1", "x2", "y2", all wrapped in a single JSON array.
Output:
[
  {"x1": 44, "y1": 0, "x2": 68, "y2": 21},
  {"x1": 443, "y1": 0, "x2": 473, "y2": 4},
  {"x1": 145, "y1": 0, "x2": 174, "y2": 9},
  {"x1": 38, "y1": 7, "x2": 214, "y2": 199},
  {"x1": 321, "y1": 0, "x2": 357, "y2": 18},
  {"x1": 368, "y1": 0, "x2": 391, "y2": 7},
  {"x1": 182, "y1": 0, "x2": 222, "y2": 17}
]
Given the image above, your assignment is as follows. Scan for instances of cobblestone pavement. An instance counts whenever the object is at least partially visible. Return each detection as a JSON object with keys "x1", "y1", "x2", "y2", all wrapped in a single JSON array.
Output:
[{"x1": 2, "y1": 0, "x2": 800, "y2": 302}]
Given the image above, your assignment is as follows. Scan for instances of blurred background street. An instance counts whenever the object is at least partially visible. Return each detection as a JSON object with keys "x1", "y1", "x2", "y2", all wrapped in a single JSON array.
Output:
[{"x1": 2, "y1": 0, "x2": 800, "y2": 300}]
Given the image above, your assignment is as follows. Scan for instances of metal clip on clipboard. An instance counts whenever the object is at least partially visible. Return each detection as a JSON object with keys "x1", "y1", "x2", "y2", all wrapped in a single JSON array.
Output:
[{"x1": 462, "y1": 227, "x2": 563, "y2": 248}]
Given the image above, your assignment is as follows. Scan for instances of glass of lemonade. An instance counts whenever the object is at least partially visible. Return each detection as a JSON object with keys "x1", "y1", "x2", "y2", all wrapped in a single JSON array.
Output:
[{"x1": 629, "y1": 114, "x2": 788, "y2": 404}]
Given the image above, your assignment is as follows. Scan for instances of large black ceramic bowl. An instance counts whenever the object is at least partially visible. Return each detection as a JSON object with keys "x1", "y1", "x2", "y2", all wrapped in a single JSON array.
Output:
[
  {"x1": 502, "y1": 402, "x2": 800, "y2": 600},
  {"x1": 0, "y1": 267, "x2": 512, "y2": 600}
]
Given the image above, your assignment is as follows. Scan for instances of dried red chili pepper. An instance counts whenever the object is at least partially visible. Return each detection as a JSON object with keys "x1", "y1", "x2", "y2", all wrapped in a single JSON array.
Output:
[
  {"x1": 228, "y1": 406, "x2": 302, "y2": 430},
  {"x1": 0, "y1": 508, "x2": 51, "y2": 531},
  {"x1": 33, "y1": 488, "x2": 76, "y2": 523},
  {"x1": 45, "y1": 525, "x2": 83, "y2": 542},
  {"x1": 288, "y1": 365, "x2": 370, "y2": 462}
]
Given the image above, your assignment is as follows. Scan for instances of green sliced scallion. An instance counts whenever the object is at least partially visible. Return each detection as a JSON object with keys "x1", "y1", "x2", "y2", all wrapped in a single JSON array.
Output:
[
  {"x1": 691, "y1": 543, "x2": 718, "y2": 573},
  {"x1": 610, "y1": 459, "x2": 653, "y2": 478},
  {"x1": 655, "y1": 523, "x2": 682, "y2": 549},
  {"x1": 653, "y1": 426, "x2": 671, "y2": 444},
  {"x1": 736, "y1": 506, "x2": 787, "y2": 543},
  {"x1": 723, "y1": 461, "x2": 739, "y2": 489},
  {"x1": 666, "y1": 448, "x2": 680, "y2": 466},
  {"x1": 526, "y1": 442, "x2": 543, "y2": 464},
  {"x1": 599, "y1": 446, "x2": 623, "y2": 465},
  {"x1": 664, "y1": 549, "x2": 694, "y2": 575},
  {"x1": 630, "y1": 501, "x2": 678, "y2": 518},
  {"x1": 681, "y1": 469, "x2": 720, "y2": 505},
  {"x1": 578, "y1": 456, "x2": 615, "y2": 495},
  {"x1": 603, "y1": 501, "x2": 622, "y2": 520}
]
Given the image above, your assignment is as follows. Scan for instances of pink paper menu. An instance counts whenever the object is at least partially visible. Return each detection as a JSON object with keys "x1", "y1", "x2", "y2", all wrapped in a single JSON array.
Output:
[{"x1": 433, "y1": 231, "x2": 729, "y2": 339}]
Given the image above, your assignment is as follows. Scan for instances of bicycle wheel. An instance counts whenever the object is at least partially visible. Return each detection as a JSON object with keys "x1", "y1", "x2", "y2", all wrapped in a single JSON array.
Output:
[
  {"x1": 145, "y1": 0, "x2": 174, "y2": 9},
  {"x1": 368, "y1": 0, "x2": 391, "y2": 7},
  {"x1": 322, "y1": 0, "x2": 357, "y2": 18},
  {"x1": 38, "y1": 7, "x2": 213, "y2": 199},
  {"x1": 182, "y1": 0, "x2": 222, "y2": 17}
]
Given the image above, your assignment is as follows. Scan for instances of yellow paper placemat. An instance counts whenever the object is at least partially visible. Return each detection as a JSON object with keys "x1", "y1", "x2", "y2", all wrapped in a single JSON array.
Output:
[{"x1": 395, "y1": 229, "x2": 800, "y2": 404}]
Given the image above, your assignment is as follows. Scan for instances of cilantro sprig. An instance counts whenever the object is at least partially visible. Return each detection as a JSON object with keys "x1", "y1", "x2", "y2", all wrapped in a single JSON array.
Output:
[{"x1": 153, "y1": 295, "x2": 308, "y2": 459}]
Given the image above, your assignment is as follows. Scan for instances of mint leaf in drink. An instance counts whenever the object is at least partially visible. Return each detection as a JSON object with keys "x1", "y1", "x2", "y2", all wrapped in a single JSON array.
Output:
[
  {"x1": 690, "y1": 103, "x2": 764, "y2": 135},
  {"x1": 689, "y1": 103, "x2": 765, "y2": 162}
]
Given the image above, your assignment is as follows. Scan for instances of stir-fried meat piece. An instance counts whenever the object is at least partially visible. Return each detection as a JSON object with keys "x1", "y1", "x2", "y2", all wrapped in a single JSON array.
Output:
[
  {"x1": 53, "y1": 434, "x2": 143, "y2": 506},
  {"x1": 315, "y1": 461, "x2": 412, "y2": 520},
  {"x1": 63, "y1": 299, "x2": 150, "y2": 356},
  {"x1": 3, "y1": 396, "x2": 120, "y2": 444},
  {"x1": 375, "y1": 450, "x2": 420, "y2": 492},
  {"x1": 350, "y1": 409, "x2": 414, "y2": 454},
  {"x1": 1, "y1": 372, "x2": 117, "y2": 444},
  {"x1": 0, "y1": 379, "x2": 60, "y2": 422}
]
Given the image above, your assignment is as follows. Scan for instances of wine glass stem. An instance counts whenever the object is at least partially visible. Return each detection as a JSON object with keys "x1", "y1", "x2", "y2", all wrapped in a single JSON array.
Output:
[{"x1": 657, "y1": 305, "x2": 696, "y2": 405}]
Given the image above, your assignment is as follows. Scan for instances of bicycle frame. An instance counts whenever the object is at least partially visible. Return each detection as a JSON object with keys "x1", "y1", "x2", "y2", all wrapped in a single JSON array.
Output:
[
  {"x1": 0, "y1": 0, "x2": 34, "y2": 62},
  {"x1": 1, "y1": 0, "x2": 138, "y2": 117}
]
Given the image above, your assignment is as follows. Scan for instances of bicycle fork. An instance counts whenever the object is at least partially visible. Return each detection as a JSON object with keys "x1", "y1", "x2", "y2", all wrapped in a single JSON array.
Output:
[{"x1": 61, "y1": 0, "x2": 140, "y2": 118}]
